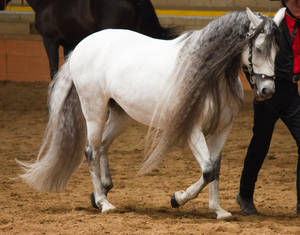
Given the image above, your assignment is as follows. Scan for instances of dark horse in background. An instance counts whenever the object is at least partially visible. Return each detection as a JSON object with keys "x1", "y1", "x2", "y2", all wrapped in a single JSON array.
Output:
[
  {"x1": 0, "y1": 0, "x2": 10, "y2": 10},
  {"x1": 0, "y1": 0, "x2": 7, "y2": 10},
  {"x1": 5, "y1": 0, "x2": 175, "y2": 79}
]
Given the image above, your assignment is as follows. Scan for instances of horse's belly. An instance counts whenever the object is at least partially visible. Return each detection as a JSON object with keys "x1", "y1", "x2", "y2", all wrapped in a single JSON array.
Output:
[
  {"x1": 112, "y1": 87, "x2": 165, "y2": 127},
  {"x1": 109, "y1": 62, "x2": 174, "y2": 127}
]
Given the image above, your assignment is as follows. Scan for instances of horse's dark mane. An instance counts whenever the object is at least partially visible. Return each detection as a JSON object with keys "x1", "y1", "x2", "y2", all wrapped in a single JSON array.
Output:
[
  {"x1": 177, "y1": 11, "x2": 279, "y2": 136},
  {"x1": 171, "y1": 11, "x2": 280, "y2": 138},
  {"x1": 142, "y1": 11, "x2": 280, "y2": 171}
]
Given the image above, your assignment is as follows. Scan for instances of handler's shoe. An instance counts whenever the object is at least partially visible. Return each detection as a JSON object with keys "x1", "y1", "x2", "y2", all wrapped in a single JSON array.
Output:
[{"x1": 236, "y1": 193, "x2": 258, "y2": 215}]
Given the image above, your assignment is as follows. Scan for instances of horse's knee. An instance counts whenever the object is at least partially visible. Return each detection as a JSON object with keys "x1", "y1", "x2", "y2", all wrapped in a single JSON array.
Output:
[
  {"x1": 203, "y1": 158, "x2": 220, "y2": 183},
  {"x1": 203, "y1": 171, "x2": 216, "y2": 183},
  {"x1": 203, "y1": 167, "x2": 219, "y2": 183}
]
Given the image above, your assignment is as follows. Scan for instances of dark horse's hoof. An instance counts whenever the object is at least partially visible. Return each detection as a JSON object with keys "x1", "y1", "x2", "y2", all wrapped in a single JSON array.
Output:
[
  {"x1": 90, "y1": 193, "x2": 98, "y2": 209},
  {"x1": 171, "y1": 194, "x2": 180, "y2": 208}
]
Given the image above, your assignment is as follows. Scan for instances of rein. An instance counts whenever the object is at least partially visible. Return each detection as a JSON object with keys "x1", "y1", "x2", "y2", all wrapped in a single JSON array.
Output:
[{"x1": 246, "y1": 19, "x2": 276, "y2": 87}]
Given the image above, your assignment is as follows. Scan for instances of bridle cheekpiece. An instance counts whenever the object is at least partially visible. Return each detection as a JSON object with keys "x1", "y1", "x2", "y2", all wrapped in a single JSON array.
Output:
[{"x1": 246, "y1": 19, "x2": 276, "y2": 88}]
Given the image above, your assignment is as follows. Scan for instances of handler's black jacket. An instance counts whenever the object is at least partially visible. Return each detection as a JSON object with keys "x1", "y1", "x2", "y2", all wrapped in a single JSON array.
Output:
[{"x1": 276, "y1": 19, "x2": 296, "y2": 83}]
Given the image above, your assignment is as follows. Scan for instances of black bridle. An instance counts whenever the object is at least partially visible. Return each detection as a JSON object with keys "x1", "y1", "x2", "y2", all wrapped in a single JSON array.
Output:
[{"x1": 246, "y1": 19, "x2": 276, "y2": 87}]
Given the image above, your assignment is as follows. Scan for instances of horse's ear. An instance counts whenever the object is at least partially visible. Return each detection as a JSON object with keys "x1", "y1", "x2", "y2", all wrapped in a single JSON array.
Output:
[
  {"x1": 246, "y1": 7, "x2": 261, "y2": 27},
  {"x1": 273, "y1": 7, "x2": 286, "y2": 27}
]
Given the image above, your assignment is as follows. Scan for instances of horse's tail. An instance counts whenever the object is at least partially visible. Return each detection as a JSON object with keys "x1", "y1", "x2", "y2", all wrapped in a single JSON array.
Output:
[
  {"x1": 136, "y1": 0, "x2": 178, "y2": 40},
  {"x1": 17, "y1": 55, "x2": 87, "y2": 192}
]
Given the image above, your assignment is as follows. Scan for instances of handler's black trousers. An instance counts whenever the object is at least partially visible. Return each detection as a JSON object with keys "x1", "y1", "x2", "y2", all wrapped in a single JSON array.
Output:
[{"x1": 239, "y1": 91, "x2": 300, "y2": 206}]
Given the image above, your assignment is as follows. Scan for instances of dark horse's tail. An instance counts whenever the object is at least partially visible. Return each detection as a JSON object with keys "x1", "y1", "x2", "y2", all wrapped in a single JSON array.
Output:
[{"x1": 136, "y1": 0, "x2": 178, "y2": 39}]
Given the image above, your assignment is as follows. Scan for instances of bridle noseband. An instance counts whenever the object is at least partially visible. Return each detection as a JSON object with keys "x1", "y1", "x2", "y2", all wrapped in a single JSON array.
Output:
[{"x1": 246, "y1": 19, "x2": 276, "y2": 87}]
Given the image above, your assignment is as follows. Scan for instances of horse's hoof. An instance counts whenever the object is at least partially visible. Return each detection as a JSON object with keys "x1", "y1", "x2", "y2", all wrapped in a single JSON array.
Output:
[
  {"x1": 171, "y1": 194, "x2": 180, "y2": 208},
  {"x1": 101, "y1": 202, "x2": 116, "y2": 213},
  {"x1": 216, "y1": 211, "x2": 232, "y2": 219},
  {"x1": 90, "y1": 192, "x2": 98, "y2": 209}
]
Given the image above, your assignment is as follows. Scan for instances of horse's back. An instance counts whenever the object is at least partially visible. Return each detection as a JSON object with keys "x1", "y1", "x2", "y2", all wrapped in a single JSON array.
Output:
[{"x1": 70, "y1": 29, "x2": 181, "y2": 83}]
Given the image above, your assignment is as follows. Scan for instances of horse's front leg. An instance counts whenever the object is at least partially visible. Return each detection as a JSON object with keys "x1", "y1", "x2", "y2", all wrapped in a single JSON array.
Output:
[
  {"x1": 171, "y1": 124, "x2": 232, "y2": 219},
  {"x1": 208, "y1": 158, "x2": 232, "y2": 219},
  {"x1": 207, "y1": 124, "x2": 233, "y2": 219},
  {"x1": 171, "y1": 126, "x2": 216, "y2": 209}
]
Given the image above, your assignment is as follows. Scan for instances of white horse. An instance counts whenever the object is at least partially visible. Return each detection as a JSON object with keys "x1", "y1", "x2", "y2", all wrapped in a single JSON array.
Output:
[{"x1": 18, "y1": 8, "x2": 285, "y2": 219}]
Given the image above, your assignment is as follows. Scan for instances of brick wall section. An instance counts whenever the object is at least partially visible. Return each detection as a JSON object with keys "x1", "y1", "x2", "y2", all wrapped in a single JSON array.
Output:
[{"x1": 0, "y1": 35, "x2": 63, "y2": 82}]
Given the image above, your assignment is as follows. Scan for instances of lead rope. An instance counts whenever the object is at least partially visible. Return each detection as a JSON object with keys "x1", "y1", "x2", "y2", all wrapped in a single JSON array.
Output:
[{"x1": 246, "y1": 19, "x2": 275, "y2": 89}]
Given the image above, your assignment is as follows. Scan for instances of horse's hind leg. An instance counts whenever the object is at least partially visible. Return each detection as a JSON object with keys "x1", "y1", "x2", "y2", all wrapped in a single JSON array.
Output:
[
  {"x1": 89, "y1": 101, "x2": 133, "y2": 203},
  {"x1": 88, "y1": 100, "x2": 133, "y2": 211},
  {"x1": 79, "y1": 94, "x2": 115, "y2": 212}
]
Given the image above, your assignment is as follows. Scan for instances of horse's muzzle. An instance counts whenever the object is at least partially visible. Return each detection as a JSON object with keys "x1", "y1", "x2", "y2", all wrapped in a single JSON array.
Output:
[{"x1": 256, "y1": 86, "x2": 275, "y2": 99}]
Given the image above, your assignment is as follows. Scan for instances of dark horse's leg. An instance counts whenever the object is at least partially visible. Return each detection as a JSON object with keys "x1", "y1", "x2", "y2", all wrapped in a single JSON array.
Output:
[
  {"x1": 135, "y1": 0, "x2": 176, "y2": 39},
  {"x1": 0, "y1": 0, "x2": 10, "y2": 10},
  {"x1": 42, "y1": 37, "x2": 59, "y2": 80},
  {"x1": 0, "y1": 1, "x2": 5, "y2": 10},
  {"x1": 63, "y1": 45, "x2": 73, "y2": 58}
]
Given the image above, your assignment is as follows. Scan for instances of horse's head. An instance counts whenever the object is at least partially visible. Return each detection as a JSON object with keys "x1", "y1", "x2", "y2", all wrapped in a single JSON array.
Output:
[{"x1": 242, "y1": 7, "x2": 286, "y2": 99}]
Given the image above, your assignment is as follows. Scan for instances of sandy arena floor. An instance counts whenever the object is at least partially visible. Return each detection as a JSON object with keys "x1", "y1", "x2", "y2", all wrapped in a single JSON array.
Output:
[{"x1": 0, "y1": 81, "x2": 300, "y2": 234}]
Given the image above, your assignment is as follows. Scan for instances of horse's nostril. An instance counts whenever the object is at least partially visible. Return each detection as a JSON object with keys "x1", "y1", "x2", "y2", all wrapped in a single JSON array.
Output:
[
  {"x1": 262, "y1": 87, "x2": 274, "y2": 97},
  {"x1": 262, "y1": 88, "x2": 267, "y2": 95}
]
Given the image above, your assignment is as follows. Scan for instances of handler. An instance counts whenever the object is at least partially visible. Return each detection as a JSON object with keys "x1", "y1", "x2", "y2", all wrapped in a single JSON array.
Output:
[{"x1": 237, "y1": 0, "x2": 300, "y2": 215}]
